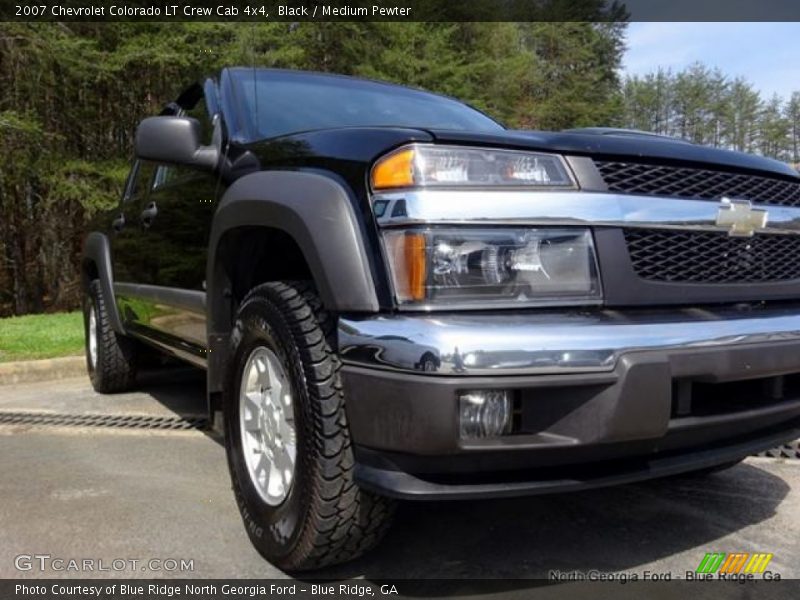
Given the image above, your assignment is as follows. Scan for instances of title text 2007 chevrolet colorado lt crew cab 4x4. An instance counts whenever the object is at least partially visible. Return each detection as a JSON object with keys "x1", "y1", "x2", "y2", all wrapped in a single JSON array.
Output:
[{"x1": 82, "y1": 68, "x2": 800, "y2": 570}]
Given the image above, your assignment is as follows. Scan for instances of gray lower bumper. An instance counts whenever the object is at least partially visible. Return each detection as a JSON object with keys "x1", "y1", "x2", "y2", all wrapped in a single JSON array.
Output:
[
  {"x1": 338, "y1": 304, "x2": 800, "y2": 376},
  {"x1": 353, "y1": 425, "x2": 800, "y2": 500}
]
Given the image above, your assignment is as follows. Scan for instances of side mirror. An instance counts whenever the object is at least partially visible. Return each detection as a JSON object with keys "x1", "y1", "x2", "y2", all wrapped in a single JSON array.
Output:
[{"x1": 135, "y1": 116, "x2": 219, "y2": 171}]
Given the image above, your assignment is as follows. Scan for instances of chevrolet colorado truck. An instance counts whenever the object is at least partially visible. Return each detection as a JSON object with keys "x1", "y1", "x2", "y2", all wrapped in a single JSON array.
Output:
[{"x1": 82, "y1": 68, "x2": 800, "y2": 570}]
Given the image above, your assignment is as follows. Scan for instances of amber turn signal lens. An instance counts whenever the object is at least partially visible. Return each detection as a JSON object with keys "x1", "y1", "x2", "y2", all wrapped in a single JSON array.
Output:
[
  {"x1": 384, "y1": 231, "x2": 427, "y2": 302},
  {"x1": 403, "y1": 232, "x2": 427, "y2": 302},
  {"x1": 371, "y1": 148, "x2": 415, "y2": 190}
]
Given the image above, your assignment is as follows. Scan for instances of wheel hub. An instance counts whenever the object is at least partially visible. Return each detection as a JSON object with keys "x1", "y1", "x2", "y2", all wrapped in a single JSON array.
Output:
[
  {"x1": 88, "y1": 304, "x2": 98, "y2": 369},
  {"x1": 239, "y1": 346, "x2": 297, "y2": 506}
]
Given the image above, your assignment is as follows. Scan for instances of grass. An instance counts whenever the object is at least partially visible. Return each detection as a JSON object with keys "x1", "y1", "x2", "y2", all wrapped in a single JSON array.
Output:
[{"x1": 0, "y1": 311, "x2": 84, "y2": 363}]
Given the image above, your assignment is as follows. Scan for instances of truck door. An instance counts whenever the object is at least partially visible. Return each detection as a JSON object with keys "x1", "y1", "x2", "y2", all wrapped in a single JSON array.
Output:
[
  {"x1": 110, "y1": 159, "x2": 159, "y2": 330},
  {"x1": 115, "y1": 91, "x2": 220, "y2": 363}
]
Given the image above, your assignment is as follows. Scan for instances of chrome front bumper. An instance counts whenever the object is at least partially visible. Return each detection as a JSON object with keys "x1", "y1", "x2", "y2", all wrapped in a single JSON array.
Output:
[{"x1": 338, "y1": 304, "x2": 800, "y2": 376}]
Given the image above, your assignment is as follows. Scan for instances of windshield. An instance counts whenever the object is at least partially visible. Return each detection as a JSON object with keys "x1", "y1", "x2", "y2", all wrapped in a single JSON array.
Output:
[{"x1": 230, "y1": 69, "x2": 504, "y2": 141}]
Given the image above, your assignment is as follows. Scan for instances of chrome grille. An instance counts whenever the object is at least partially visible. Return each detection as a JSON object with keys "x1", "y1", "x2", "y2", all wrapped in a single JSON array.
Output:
[
  {"x1": 596, "y1": 161, "x2": 800, "y2": 207},
  {"x1": 624, "y1": 229, "x2": 800, "y2": 284}
]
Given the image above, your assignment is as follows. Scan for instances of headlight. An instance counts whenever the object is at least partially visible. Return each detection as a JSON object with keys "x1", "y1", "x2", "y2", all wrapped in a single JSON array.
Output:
[
  {"x1": 383, "y1": 228, "x2": 602, "y2": 308},
  {"x1": 371, "y1": 144, "x2": 574, "y2": 190}
]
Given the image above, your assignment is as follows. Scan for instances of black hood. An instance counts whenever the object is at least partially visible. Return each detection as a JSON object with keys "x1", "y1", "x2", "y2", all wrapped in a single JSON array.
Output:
[{"x1": 425, "y1": 128, "x2": 800, "y2": 180}]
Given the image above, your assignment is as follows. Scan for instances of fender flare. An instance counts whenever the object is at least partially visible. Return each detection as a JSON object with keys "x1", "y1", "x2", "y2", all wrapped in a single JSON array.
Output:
[
  {"x1": 206, "y1": 170, "x2": 379, "y2": 364},
  {"x1": 207, "y1": 170, "x2": 379, "y2": 321},
  {"x1": 82, "y1": 232, "x2": 125, "y2": 333}
]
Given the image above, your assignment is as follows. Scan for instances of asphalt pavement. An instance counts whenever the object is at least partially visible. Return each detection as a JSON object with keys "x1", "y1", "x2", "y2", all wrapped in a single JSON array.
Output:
[{"x1": 0, "y1": 367, "x2": 798, "y2": 581}]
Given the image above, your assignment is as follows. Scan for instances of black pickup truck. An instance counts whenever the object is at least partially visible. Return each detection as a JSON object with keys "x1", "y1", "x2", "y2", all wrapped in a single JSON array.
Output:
[{"x1": 83, "y1": 68, "x2": 800, "y2": 570}]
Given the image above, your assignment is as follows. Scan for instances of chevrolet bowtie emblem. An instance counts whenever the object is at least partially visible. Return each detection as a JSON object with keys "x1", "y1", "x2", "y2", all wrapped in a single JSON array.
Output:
[{"x1": 715, "y1": 198, "x2": 768, "y2": 237}]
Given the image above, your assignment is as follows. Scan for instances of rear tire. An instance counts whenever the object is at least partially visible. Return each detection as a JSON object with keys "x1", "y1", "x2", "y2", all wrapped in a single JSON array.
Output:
[
  {"x1": 223, "y1": 281, "x2": 395, "y2": 571},
  {"x1": 83, "y1": 280, "x2": 137, "y2": 393}
]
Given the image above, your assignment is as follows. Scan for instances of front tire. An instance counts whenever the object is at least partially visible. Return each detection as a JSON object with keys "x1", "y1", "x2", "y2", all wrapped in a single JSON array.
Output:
[
  {"x1": 83, "y1": 280, "x2": 137, "y2": 393},
  {"x1": 224, "y1": 282, "x2": 394, "y2": 571}
]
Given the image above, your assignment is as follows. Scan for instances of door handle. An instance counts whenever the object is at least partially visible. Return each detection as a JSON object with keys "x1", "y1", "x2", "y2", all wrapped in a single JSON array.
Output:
[
  {"x1": 139, "y1": 202, "x2": 158, "y2": 229},
  {"x1": 112, "y1": 214, "x2": 125, "y2": 233}
]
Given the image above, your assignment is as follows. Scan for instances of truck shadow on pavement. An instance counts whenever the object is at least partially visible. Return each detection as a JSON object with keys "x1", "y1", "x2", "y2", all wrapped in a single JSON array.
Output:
[
  {"x1": 131, "y1": 365, "x2": 791, "y2": 582},
  {"x1": 135, "y1": 365, "x2": 213, "y2": 421},
  {"x1": 313, "y1": 463, "x2": 789, "y2": 582}
]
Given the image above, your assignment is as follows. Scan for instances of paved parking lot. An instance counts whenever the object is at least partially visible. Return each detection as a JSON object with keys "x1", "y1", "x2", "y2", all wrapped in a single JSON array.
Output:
[{"x1": 0, "y1": 368, "x2": 799, "y2": 581}]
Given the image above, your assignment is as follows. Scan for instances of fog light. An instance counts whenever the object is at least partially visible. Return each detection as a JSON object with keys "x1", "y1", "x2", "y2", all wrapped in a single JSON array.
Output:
[{"x1": 459, "y1": 390, "x2": 512, "y2": 439}]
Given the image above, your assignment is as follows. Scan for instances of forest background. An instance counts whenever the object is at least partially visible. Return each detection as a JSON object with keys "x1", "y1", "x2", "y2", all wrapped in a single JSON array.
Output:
[{"x1": 2, "y1": 21, "x2": 798, "y2": 316}]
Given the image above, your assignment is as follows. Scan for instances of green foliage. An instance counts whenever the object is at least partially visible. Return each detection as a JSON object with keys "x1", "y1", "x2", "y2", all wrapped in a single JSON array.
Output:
[
  {"x1": 621, "y1": 62, "x2": 800, "y2": 162},
  {"x1": 517, "y1": 22, "x2": 626, "y2": 129},
  {"x1": 43, "y1": 160, "x2": 128, "y2": 215},
  {"x1": 0, "y1": 22, "x2": 628, "y2": 317},
  {"x1": 0, "y1": 110, "x2": 44, "y2": 136},
  {"x1": 9, "y1": 21, "x2": 800, "y2": 322},
  {"x1": 0, "y1": 311, "x2": 83, "y2": 362}
]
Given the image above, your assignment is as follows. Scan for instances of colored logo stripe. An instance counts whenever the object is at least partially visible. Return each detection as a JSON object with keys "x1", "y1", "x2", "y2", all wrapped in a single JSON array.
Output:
[
  {"x1": 744, "y1": 553, "x2": 774, "y2": 573},
  {"x1": 697, "y1": 553, "x2": 726, "y2": 573},
  {"x1": 696, "y1": 552, "x2": 774, "y2": 574},
  {"x1": 720, "y1": 553, "x2": 749, "y2": 574}
]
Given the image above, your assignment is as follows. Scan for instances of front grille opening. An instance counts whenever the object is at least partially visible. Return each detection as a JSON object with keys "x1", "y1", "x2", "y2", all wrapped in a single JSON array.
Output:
[
  {"x1": 511, "y1": 393, "x2": 524, "y2": 434},
  {"x1": 595, "y1": 160, "x2": 800, "y2": 207},
  {"x1": 671, "y1": 374, "x2": 800, "y2": 419},
  {"x1": 518, "y1": 384, "x2": 609, "y2": 435},
  {"x1": 625, "y1": 229, "x2": 800, "y2": 284}
]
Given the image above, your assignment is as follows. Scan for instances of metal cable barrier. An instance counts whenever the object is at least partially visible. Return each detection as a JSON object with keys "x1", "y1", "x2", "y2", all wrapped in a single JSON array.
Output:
[{"x1": 0, "y1": 411, "x2": 208, "y2": 430}]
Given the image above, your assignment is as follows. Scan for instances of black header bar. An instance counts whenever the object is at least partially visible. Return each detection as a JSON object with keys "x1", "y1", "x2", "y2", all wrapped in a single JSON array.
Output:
[{"x1": 3, "y1": 0, "x2": 800, "y2": 22}]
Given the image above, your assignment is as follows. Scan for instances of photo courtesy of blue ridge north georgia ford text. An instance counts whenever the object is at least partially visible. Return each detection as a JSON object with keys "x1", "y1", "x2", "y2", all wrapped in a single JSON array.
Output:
[{"x1": 13, "y1": 583, "x2": 397, "y2": 597}]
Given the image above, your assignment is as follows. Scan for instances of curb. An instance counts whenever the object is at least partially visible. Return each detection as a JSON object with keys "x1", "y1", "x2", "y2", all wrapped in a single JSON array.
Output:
[{"x1": 0, "y1": 356, "x2": 86, "y2": 386}]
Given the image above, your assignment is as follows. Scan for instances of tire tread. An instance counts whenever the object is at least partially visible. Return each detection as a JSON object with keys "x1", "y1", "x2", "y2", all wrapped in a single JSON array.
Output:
[
  {"x1": 234, "y1": 281, "x2": 394, "y2": 571},
  {"x1": 86, "y1": 280, "x2": 136, "y2": 393}
]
